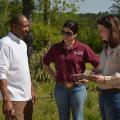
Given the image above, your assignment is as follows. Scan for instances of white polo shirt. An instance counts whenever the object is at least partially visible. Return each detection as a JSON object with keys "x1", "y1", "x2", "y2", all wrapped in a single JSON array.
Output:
[{"x1": 0, "y1": 32, "x2": 32, "y2": 101}]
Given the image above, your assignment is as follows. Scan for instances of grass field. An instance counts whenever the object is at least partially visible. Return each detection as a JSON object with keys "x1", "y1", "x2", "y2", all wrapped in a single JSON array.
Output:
[
  {"x1": 0, "y1": 81, "x2": 101, "y2": 120},
  {"x1": 0, "y1": 64, "x2": 101, "y2": 120}
]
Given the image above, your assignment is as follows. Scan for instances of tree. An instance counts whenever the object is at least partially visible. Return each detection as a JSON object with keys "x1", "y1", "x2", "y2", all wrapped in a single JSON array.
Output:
[
  {"x1": 43, "y1": 0, "x2": 50, "y2": 25},
  {"x1": 0, "y1": 0, "x2": 10, "y2": 36},
  {"x1": 38, "y1": 0, "x2": 84, "y2": 25},
  {"x1": 22, "y1": 0, "x2": 35, "y2": 57},
  {"x1": 110, "y1": 0, "x2": 120, "y2": 14},
  {"x1": 9, "y1": 0, "x2": 23, "y2": 16},
  {"x1": 22, "y1": 0, "x2": 34, "y2": 21}
]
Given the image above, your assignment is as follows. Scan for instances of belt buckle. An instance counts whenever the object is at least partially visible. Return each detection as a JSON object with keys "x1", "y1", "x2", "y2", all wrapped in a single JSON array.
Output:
[
  {"x1": 74, "y1": 81, "x2": 80, "y2": 86},
  {"x1": 64, "y1": 82, "x2": 73, "y2": 89}
]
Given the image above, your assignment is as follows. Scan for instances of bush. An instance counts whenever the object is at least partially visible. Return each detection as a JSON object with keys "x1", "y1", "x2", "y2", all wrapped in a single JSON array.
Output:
[
  {"x1": 29, "y1": 47, "x2": 51, "y2": 85},
  {"x1": 32, "y1": 23, "x2": 61, "y2": 51},
  {"x1": 78, "y1": 27, "x2": 102, "y2": 53}
]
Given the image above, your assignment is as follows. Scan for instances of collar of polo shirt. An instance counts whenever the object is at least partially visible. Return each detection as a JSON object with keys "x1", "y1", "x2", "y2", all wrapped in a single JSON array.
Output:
[
  {"x1": 61, "y1": 40, "x2": 79, "y2": 50},
  {"x1": 8, "y1": 32, "x2": 21, "y2": 43}
]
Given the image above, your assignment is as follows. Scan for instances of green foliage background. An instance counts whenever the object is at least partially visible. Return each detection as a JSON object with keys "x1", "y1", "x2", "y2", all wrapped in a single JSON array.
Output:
[{"x1": 0, "y1": 0, "x2": 120, "y2": 119}]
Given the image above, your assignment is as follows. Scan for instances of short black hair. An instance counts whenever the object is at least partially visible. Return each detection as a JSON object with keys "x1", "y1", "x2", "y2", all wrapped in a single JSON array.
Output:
[
  {"x1": 10, "y1": 14, "x2": 27, "y2": 27},
  {"x1": 10, "y1": 15, "x2": 21, "y2": 27},
  {"x1": 63, "y1": 20, "x2": 78, "y2": 34}
]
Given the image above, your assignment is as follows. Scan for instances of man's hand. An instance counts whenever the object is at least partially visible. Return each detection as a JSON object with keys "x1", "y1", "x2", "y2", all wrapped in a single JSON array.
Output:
[
  {"x1": 31, "y1": 86, "x2": 36, "y2": 104},
  {"x1": 0, "y1": 80, "x2": 14, "y2": 118},
  {"x1": 2, "y1": 100, "x2": 14, "y2": 119}
]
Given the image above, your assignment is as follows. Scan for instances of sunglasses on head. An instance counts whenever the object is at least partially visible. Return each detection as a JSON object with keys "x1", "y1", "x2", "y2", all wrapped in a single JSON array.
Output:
[{"x1": 61, "y1": 30, "x2": 73, "y2": 37}]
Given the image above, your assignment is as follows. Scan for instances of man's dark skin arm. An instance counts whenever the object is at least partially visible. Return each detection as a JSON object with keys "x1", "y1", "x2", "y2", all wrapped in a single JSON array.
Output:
[
  {"x1": 0, "y1": 80, "x2": 13, "y2": 118},
  {"x1": 31, "y1": 84, "x2": 36, "y2": 104}
]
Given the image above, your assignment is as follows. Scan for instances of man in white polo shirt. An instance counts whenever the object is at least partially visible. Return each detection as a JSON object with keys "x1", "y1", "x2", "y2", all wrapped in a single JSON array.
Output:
[{"x1": 0, "y1": 15, "x2": 35, "y2": 120}]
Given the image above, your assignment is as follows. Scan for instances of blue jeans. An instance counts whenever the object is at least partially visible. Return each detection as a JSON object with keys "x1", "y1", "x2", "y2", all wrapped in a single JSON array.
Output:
[
  {"x1": 54, "y1": 83, "x2": 87, "y2": 120},
  {"x1": 99, "y1": 89, "x2": 120, "y2": 120}
]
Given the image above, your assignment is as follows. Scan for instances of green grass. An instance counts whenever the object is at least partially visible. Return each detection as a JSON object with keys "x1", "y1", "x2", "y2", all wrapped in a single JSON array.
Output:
[
  {"x1": 0, "y1": 81, "x2": 101, "y2": 120},
  {"x1": 34, "y1": 81, "x2": 101, "y2": 120},
  {"x1": 0, "y1": 82, "x2": 101, "y2": 120},
  {"x1": 34, "y1": 80, "x2": 101, "y2": 120},
  {"x1": 86, "y1": 63, "x2": 93, "y2": 71},
  {"x1": 0, "y1": 64, "x2": 101, "y2": 120}
]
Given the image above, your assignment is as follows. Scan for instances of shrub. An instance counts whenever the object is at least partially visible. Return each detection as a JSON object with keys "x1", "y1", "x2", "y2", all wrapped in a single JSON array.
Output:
[
  {"x1": 29, "y1": 47, "x2": 51, "y2": 85},
  {"x1": 32, "y1": 23, "x2": 61, "y2": 51}
]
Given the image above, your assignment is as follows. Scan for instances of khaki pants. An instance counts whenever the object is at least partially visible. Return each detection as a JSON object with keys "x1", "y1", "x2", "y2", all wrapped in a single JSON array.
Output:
[{"x1": 5, "y1": 100, "x2": 33, "y2": 120}]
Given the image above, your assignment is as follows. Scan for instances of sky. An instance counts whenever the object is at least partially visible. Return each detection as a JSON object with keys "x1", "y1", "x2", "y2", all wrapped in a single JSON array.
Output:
[
  {"x1": 34, "y1": 0, "x2": 114, "y2": 14},
  {"x1": 79, "y1": 0, "x2": 113, "y2": 13}
]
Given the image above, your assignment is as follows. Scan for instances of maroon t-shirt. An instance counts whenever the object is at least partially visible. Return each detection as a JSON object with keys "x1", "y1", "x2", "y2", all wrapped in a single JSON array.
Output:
[{"x1": 43, "y1": 40, "x2": 99, "y2": 82}]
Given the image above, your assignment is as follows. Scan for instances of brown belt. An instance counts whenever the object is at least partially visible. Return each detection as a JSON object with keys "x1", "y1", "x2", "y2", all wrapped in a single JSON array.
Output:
[{"x1": 57, "y1": 81, "x2": 84, "y2": 89}]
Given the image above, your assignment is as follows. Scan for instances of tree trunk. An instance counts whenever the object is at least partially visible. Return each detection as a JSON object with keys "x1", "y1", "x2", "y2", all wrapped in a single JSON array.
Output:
[
  {"x1": 22, "y1": 0, "x2": 33, "y2": 22},
  {"x1": 44, "y1": 0, "x2": 50, "y2": 25},
  {"x1": 22, "y1": 0, "x2": 34, "y2": 58}
]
